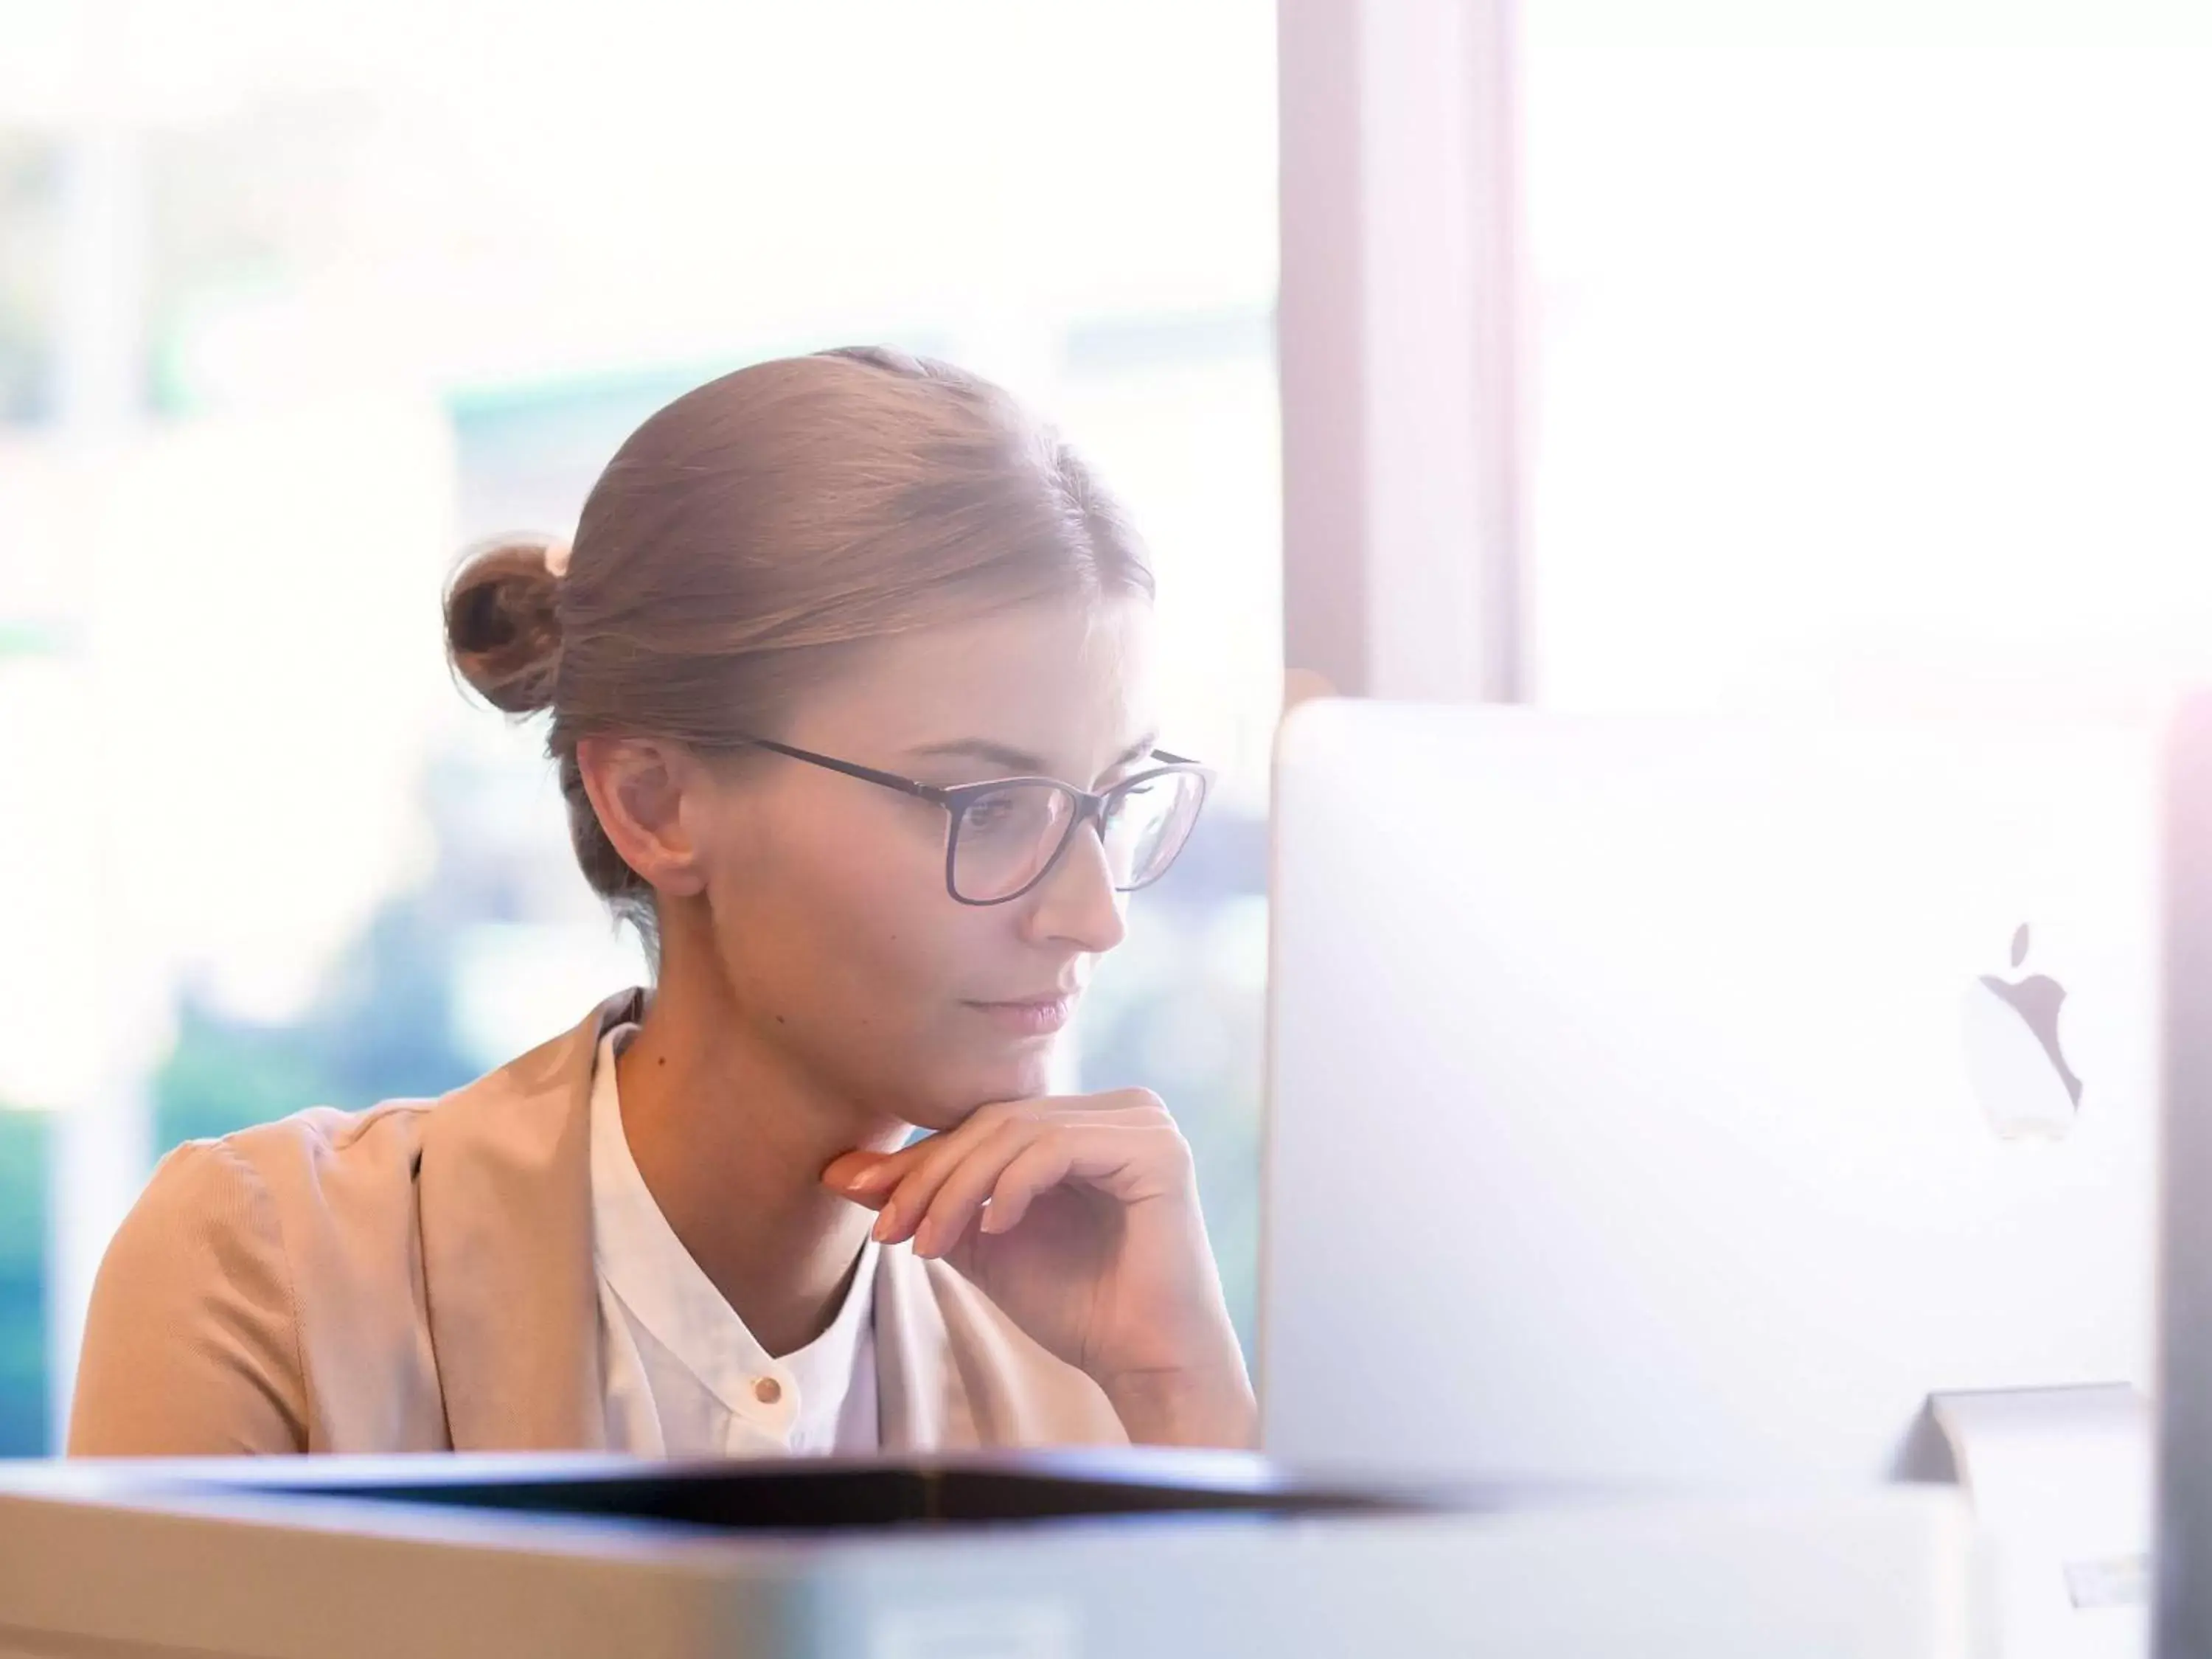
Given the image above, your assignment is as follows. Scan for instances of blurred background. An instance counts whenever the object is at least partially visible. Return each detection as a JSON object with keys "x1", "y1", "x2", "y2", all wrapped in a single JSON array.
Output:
[{"x1": 2, "y1": 0, "x2": 2209, "y2": 1455}]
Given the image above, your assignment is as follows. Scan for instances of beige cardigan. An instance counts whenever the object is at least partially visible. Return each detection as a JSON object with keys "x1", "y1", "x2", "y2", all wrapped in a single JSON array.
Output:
[{"x1": 68, "y1": 990, "x2": 1126, "y2": 1457}]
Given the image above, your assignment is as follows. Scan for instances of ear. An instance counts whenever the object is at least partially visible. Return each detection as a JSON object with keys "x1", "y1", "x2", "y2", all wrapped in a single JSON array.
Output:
[{"x1": 574, "y1": 734, "x2": 713, "y2": 900}]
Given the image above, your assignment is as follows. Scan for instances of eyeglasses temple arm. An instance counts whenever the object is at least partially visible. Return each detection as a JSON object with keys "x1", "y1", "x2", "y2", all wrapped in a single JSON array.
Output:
[{"x1": 737, "y1": 735, "x2": 949, "y2": 803}]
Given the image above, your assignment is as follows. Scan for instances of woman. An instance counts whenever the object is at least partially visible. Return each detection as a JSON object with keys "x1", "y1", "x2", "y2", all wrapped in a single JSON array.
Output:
[{"x1": 69, "y1": 347, "x2": 1256, "y2": 1458}]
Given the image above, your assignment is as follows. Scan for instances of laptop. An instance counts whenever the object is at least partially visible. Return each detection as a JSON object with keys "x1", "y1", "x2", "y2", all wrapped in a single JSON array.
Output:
[{"x1": 1262, "y1": 700, "x2": 2159, "y2": 1492}]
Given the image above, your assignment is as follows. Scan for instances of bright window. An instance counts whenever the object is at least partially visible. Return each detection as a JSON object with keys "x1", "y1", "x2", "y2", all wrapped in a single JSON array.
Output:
[{"x1": 1521, "y1": 4, "x2": 2212, "y2": 717}]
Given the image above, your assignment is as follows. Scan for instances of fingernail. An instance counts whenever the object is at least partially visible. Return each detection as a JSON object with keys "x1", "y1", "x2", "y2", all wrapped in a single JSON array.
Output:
[
  {"x1": 841, "y1": 1169, "x2": 873, "y2": 1194},
  {"x1": 979, "y1": 1205, "x2": 1006, "y2": 1234},
  {"x1": 872, "y1": 1205, "x2": 897, "y2": 1243},
  {"x1": 911, "y1": 1220, "x2": 936, "y2": 1258}
]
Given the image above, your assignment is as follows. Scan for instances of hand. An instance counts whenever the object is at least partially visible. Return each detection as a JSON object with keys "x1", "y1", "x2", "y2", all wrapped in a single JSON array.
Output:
[{"x1": 821, "y1": 1090, "x2": 1256, "y2": 1448}]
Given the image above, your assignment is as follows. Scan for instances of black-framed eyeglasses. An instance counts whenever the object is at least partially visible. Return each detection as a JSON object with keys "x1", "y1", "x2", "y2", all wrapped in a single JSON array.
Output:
[{"x1": 734, "y1": 735, "x2": 1214, "y2": 906}]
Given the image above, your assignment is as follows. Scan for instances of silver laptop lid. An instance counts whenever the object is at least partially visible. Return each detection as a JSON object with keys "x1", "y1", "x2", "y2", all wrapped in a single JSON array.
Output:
[{"x1": 1264, "y1": 700, "x2": 2157, "y2": 1487}]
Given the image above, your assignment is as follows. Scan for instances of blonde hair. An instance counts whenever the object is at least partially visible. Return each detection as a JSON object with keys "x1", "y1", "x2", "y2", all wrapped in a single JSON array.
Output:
[{"x1": 442, "y1": 347, "x2": 1155, "y2": 953}]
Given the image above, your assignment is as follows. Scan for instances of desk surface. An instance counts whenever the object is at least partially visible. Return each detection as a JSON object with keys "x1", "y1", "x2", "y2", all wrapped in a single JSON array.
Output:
[{"x1": 0, "y1": 1453, "x2": 1983, "y2": 1659}]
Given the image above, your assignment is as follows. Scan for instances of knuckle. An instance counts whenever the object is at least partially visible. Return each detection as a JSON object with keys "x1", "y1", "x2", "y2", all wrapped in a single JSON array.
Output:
[
  {"x1": 970, "y1": 1099, "x2": 1037, "y2": 1131},
  {"x1": 1147, "y1": 1120, "x2": 1197, "y2": 1167}
]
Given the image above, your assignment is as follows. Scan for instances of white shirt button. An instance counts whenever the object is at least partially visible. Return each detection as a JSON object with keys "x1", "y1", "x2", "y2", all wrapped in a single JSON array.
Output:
[{"x1": 754, "y1": 1376, "x2": 784, "y2": 1406}]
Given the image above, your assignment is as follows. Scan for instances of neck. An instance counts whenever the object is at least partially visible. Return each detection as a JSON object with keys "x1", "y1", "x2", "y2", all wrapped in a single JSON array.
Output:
[{"x1": 612, "y1": 942, "x2": 905, "y2": 1359}]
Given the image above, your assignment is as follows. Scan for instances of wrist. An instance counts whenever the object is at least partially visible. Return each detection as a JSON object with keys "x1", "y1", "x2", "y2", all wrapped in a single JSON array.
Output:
[{"x1": 1100, "y1": 1354, "x2": 1259, "y2": 1450}]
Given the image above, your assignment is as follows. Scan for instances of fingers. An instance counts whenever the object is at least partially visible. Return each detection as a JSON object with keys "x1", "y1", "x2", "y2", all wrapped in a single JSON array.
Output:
[
  {"x1": 818, "y1": 1105, "x2": 1028, "y2": 1241},
  {"x1": 908, "y1": 1121, "x2": 1043, "y2": 1258},
  {"x1": 918, "y1": 1115, "x2": 1172, "y2": 1259},
  {"x1": 877, "y1": 1107, "x2": 1128, "y2": 1247},
  {"x1": 879, "y1": 1116, "x2": 1029, "y2": 1251},
  {"x1": 821, "y1": 1122, "x2": 986, "y2": 1208},
  {"x1": 820, "y1": 1147, "x2": 906, "y2": 1208},
  {"x1": 817, "y1": 1091, "x2": 1184, "y2": 1251},
  {"x1": 975, "y1": 1134, "x2": 1080, "y2": 1237}
]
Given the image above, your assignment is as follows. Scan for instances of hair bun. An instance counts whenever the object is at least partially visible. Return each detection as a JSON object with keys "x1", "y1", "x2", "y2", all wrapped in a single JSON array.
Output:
[{"x1": 444, "y1": 536, "x2": 565, "y2": 714}]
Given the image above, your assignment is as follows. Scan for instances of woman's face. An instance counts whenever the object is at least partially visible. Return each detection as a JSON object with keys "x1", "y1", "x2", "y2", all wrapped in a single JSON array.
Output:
[{"x1": 695, "y1": 595, "x2": 1159, "y2": 1130}]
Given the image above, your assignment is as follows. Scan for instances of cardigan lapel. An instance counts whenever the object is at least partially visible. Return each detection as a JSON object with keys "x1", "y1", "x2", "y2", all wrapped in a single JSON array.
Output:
[
  {"x1": 416, "y1": 988, "x2": 643, "y2": 1452},
  {"x1": 872, "y1": 1237, "x2": 981, "y2": 1451}
]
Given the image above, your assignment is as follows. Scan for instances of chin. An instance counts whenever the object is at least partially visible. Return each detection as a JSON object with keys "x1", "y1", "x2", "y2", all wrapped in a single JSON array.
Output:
[{"x1": 908, "y1": 1049, "x2": 1057, "y2": 1130}]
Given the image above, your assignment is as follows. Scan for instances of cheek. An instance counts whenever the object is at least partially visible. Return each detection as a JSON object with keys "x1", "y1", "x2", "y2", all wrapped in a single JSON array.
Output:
[
  {"x1": 821, "y1": 868, "x2": 967, "y2": 1013},
  {"x1": 705, "y1": 797, "x2": 1047, "y2": 1116},
  {"x1": 719, "y1": 801, "x2": 968, "y2": 1023}
]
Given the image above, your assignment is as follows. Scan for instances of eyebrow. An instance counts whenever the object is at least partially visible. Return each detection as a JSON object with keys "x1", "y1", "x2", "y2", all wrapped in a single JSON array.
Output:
[{"x1": 907, "y1": 733, "x2": 1161, "y2": 780}]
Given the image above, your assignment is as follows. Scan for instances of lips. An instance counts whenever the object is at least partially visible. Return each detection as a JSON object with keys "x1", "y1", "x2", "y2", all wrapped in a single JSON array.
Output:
[{"x1": 964, "y1": 993, "x2": 1079, "y2": 1036}]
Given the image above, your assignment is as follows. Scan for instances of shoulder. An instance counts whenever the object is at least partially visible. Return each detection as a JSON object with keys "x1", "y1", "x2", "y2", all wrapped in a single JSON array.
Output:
[
  {"x1": 169, "y1": 984, "x2": 638, "y2": 1245},
  {"x1": 105, "y1": 1099, "x2": 445, "y2": 1310},
  {"x1": 97, "y1": 1132, "x2": 288, "y2": 1272},
  {"x1": 72, "y1": 994, "x2": 633, "y2": 1457},
  {"x1": 198, "y1": 1097, "x2": 439, "y2": 1218},
  {"x1": 71, "y1": 1100, "x2": 441, "y2": 1446},
  {"x1": 68, "y1": 1103, "x2": 436, "y2": 1455},
  {"x1": 134, "y1": 988, "x2": 622, "y2": 1305},
  {"x1": 99, "y1": 1096, "x2": 434, "y2": 1280},
  {"x1": 69, "y1": 1131, "x2": 318, "y2": 1453}
]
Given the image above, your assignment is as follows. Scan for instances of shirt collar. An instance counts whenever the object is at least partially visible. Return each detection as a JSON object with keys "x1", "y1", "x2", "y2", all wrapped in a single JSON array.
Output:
[{"x1": 587, "y1": 1024, "x2": 877, "y2": 1422}]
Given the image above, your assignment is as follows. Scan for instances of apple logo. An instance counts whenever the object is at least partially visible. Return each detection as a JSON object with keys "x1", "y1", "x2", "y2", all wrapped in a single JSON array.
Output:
[{"x1": 1961, "y1": 924, "x2": 2084, "y2": 1141}]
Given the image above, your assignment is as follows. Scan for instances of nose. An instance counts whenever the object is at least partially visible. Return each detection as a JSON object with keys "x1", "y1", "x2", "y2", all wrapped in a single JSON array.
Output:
[{"x1": 1020, "y1": 815, "x2": 1129, "y2": 954}]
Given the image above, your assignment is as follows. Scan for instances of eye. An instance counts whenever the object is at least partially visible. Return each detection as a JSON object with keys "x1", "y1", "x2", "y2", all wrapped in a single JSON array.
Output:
[{"x1": 965, "y1": 790, "x2": 1020, "y2": 832}]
